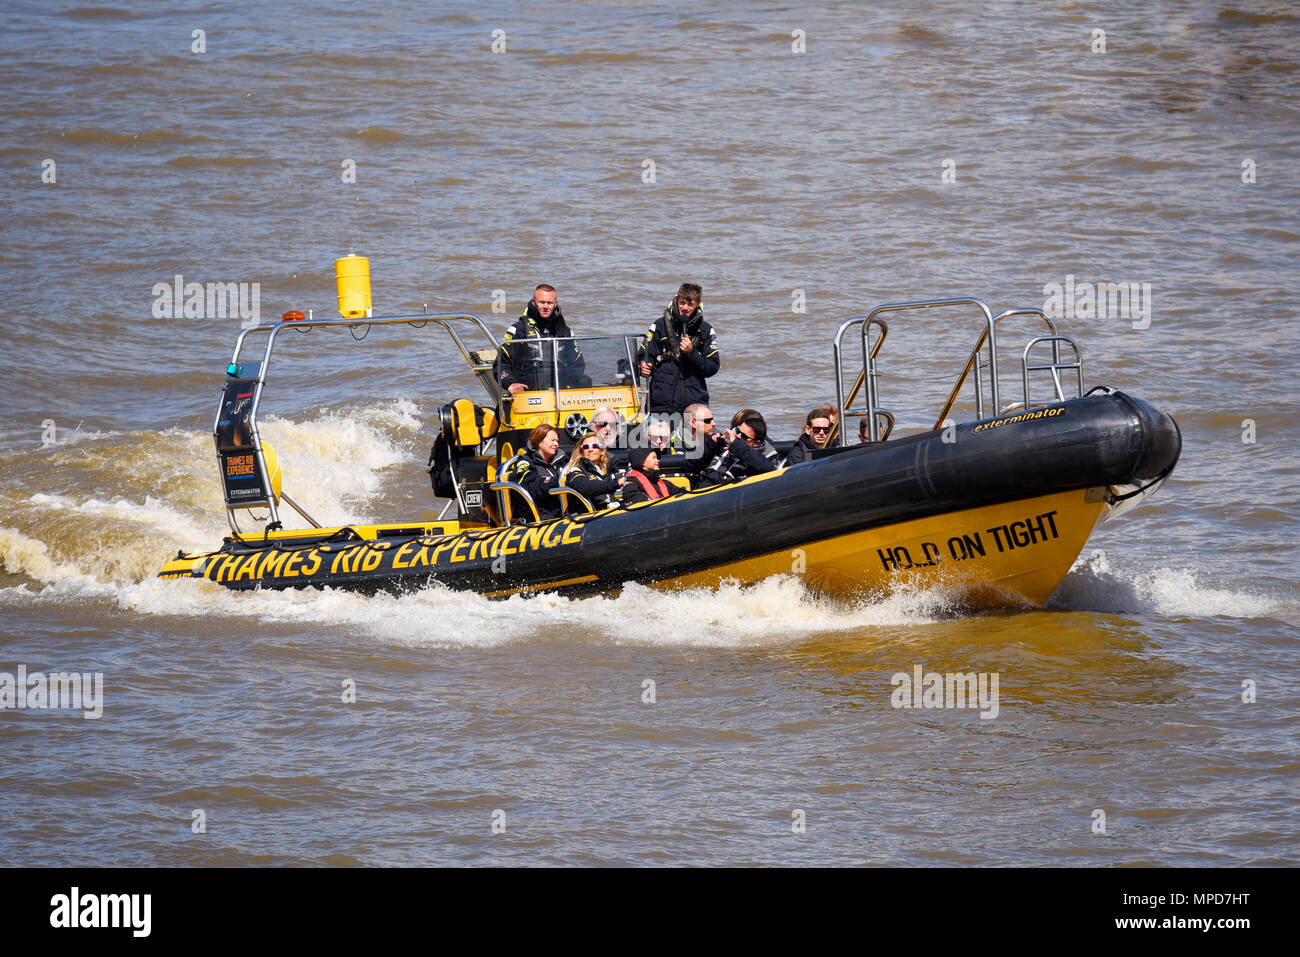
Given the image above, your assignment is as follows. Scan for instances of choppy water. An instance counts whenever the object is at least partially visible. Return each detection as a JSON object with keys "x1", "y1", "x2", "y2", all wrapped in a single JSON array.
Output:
[{"x1": 1, "y1": 1, "x2": 1297, "y2": 866}]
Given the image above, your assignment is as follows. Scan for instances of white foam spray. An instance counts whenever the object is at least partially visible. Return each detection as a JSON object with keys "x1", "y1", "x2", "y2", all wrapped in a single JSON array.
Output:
[{"x1": 1050, "y1": 549, "x2": 1282, "y2": 620}]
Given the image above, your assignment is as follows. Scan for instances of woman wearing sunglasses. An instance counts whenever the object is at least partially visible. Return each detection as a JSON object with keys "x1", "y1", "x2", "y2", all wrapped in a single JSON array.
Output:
[
  {"x1": 784, "y1": 407, "x2": 836, "y2": 466},
  {"x1": 561, "y1": 432, "x2": 624, "y2": 512}
]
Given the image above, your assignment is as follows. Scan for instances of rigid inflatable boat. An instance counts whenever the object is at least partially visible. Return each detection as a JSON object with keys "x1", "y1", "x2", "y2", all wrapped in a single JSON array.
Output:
[{"x1": 158, "y1": 264, "x2": 1180, "y2": 606}]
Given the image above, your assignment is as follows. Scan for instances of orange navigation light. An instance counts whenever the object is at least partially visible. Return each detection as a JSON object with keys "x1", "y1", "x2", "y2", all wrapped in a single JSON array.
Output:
[{"x1": 281, "y1": 310, "x2": 306, "y2": 322}]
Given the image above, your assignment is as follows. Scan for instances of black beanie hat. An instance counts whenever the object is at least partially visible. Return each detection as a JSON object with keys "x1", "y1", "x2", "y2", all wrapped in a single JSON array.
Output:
[{"x1": 629, "y1": 447, "x2": 654, "y2": 472}]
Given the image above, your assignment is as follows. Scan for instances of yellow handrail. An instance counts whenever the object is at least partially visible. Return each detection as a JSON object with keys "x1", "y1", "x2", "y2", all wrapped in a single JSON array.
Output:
[{"x1": 934, "y1": 327, "x2": 989, "y2": 431}]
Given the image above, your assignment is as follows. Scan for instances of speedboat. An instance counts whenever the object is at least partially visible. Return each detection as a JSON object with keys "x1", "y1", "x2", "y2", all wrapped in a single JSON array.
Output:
[{"x1": 157, "y1": 259, "x2": 1180, "y2": 606}]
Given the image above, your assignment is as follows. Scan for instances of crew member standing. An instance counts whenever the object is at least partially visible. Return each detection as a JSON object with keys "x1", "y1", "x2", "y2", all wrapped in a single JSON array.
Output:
[
  {"x1": 499, "y1": 284, "x2": 587, "y2": 394},
  {"x1": 637, "y1": 283, "x2": 719, "y2": 419}
]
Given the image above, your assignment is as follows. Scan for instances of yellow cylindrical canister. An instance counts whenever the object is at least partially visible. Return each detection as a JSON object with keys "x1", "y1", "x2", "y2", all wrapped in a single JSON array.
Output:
[
  {"x1": 335, "y1": 254, "x2": 372, "y2": 319},
  {"x1": 261, "y1": 441, "x2": 282, "y2": 504}
]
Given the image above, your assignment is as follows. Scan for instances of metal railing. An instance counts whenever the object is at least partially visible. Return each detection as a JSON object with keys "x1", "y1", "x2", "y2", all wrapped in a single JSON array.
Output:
[
  {"x1": 550, "y1": 486, "x2": 595, "y2": 514},
  {"x1": 487, "y1": 480, "x2": 540, "y2": 524},
  {"x1": 497, "y1": 333, "x2": 646, "y2": 435},
  {"x1": 833, "y1": 299, "x2": 1083, "y2": 444},
  {"x1": 830, "y1": 317, "x2": 889, "y2": 445},
  {"x1": 1023, "y1": 335, "x2": 1083, "y2": 407},
  {"x1": 835, "y1": 299, "x2": 995, "y2": 443},
  {"x1": 490, "y1": 452, "x2": 532, "y2": 525},
  {"x1": 217, "y1": 312, "x2": 498, "y2": 533}
]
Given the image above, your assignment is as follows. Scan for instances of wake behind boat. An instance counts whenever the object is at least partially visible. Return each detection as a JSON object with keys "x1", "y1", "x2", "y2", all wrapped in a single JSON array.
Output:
[{"x1": 157, "y1": 260, "x2": 1180, "y2": 606}]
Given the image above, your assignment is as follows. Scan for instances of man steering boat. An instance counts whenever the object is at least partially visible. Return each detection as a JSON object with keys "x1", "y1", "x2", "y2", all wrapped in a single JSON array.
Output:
[{"x1": 498, "y1": 283, "x2": 589, "y2": 393}]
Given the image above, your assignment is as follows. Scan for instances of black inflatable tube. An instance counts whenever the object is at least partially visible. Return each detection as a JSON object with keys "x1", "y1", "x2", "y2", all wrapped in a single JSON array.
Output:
[
  {"x1": 207, "y1": 390, "x2": 1179, "y2": 596},
  {"x1": 572, "y1": 391, "x2": 1179, "y2": 589}
]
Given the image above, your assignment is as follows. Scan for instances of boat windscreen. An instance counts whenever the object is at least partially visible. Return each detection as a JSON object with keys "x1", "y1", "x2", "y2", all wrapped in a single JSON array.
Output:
[{"x1": 501, "y1": 335, "x2": 638, "y2": 392}]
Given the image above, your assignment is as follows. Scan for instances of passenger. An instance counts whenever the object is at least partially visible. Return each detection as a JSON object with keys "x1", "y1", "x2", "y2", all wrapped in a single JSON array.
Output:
[
  {"x1": 499, "y1": 284, "x2": 588, "y2": 394},
  {"x1": 677, "y1": 403, "x2": 726, "y2": 487},
  {"x1": 698, "y1": 413, "x2": 780, "y2": 488},
  {"x1": 636, "y1": 283, "x2": 720, "y2": 417},
  {"x1": 509, "y1": 424, "x2": 567, "y2": 521},
  {"x1": 621, "y1": 447, "x2": 672, "y2": 505},
  {"x1": 590, "y1": 406, "x2": 623, "y2": 449},
  {"x1": 859, "y1": 417, "x2": 871, "y2": 443},
  {"x1": 729, "y1": 408, "x2": 759, "y2": 429},
  {"x1": 785, "y1": 407, "x2": 835, "y2": 465},
  {"x1": 747, "y1": 414, "x2": 783, "y2": 468},
  {"x1": 561, "y1": 431, "x2": 624, "y2": 511},
  {"x1": 645, "y1": 418, "x2": 673, "y2": 453},
  {"x1": 726, "y1": 409, "x2": 780, "y2": 463}
]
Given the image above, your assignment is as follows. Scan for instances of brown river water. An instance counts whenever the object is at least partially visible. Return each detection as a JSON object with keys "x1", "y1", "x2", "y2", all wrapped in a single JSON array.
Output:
[{"x1": 0, "y1": 1, "x2": 1297, "y2": 866}]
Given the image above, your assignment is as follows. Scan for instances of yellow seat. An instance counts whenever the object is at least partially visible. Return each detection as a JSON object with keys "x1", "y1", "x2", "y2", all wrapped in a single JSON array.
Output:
[
  {"x1": 451, "y1": 398, "x2": 480, "y2": 446},
  {"x1": 446, "y1": 400, "x2": 498, "y2": 448}
]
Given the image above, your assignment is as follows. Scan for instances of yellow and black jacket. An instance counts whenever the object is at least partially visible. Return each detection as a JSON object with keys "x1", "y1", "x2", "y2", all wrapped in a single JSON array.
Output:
[
  {"x1": 637, "y1": 303, "x2": 720, "y2": 414},
  {"x1": 499, "y1": 304, "x2": 586, "y2": 391},
  {"x1": 508, "y1": 446, "x2": 567, "y2": 520}
]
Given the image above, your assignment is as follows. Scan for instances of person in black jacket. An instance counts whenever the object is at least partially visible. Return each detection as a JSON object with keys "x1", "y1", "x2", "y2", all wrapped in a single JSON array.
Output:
[
  {"x1": 636, "y1": 283, "x2": 719, "y2": 416},
  {"x1": 676, "y1": 403, "x2": 727, "y2": 488},
  {"x1": 698, "y1": 413, "x2": 780, "y2": 488},
  {"x1": 560, "y1": 432, "x2": 624, "y2": 511},
  {"x1": 498, "y1": 284, "x2": 587, "y2": 394},
  {"x1": 622, "y1": 447, "x2": 672, "y2": 505},
  {"x1": 508, "y1": 424, "x2": 567, "y2": 521},
  {"x1": 589, "y1": 406, "x2": 625, "y2": 450},
  {"x1": 785, "y1": 407, "x2": 835, "y2": 465}
]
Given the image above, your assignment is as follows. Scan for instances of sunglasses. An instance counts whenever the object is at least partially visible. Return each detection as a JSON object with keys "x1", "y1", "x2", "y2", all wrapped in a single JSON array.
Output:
[
  {"x1": 698, "y1": 417, "x2": 714, "y2": 424},
  {"x1": 593, "y1": 420, "x2": 616, "y2": 428},
  {"x1": 811, "y1": 425, "x2": 831, "y2": 433},
  {"x1": 581, "y1": 443, "x2": 603, "y2": 451}
]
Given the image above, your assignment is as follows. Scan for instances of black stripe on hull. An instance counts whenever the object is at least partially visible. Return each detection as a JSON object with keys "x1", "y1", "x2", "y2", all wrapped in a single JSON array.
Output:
[{"x1": 177, "y1": 391, "x2": 1179, "y2": 598}]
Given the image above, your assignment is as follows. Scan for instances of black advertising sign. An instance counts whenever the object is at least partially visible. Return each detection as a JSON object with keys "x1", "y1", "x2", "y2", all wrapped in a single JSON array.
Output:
[
  {"x1": 215, "y1": 379, "x2": 257, "y2": 451},
  {"x1": 215, "y1": 379, "x2": 270, "y2": 507}
]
